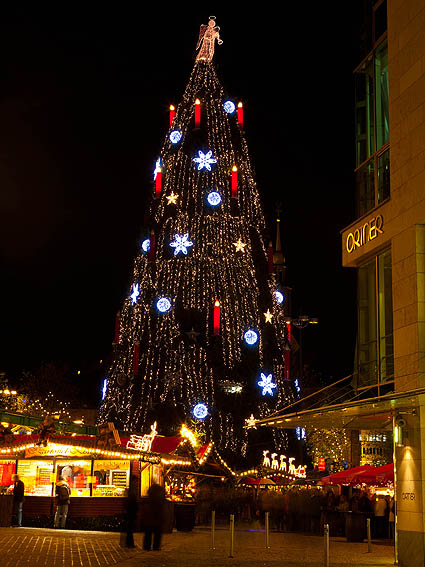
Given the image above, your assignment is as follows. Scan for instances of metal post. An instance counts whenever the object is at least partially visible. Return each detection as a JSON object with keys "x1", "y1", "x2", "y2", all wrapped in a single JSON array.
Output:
[
  {"x1": 265, "y1": 511, "x2": 270, "y2": 548},
  {"x1": 367, "y1": 517, "x2": 372, "y2": 553},
  {"x1": 229, "y1": 514, "x2": 235, "y2": 558},
  {"x1": 211, "y1": 510, "x2": 216, "y2": 550},
  {"x1": 324, "y1": 523, "x2": 329, "y2": 567}
]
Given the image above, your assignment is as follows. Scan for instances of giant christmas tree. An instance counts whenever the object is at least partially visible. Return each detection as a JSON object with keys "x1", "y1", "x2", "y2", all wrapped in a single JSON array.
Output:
[{"x1": 99, "y1": 18, "x2": 294, "y2": 462}]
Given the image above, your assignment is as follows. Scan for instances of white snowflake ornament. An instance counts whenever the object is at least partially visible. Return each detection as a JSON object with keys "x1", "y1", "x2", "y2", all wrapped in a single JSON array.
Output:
[
  {"x1": 258, "y1": 373, "x2": 277, "y2": 396},
  {"x1": 169, "y1": 233, "x2": 194, "y2": 256},
  {"x1": 193, "y1": 150, "x2": 217, "y2": 171}
]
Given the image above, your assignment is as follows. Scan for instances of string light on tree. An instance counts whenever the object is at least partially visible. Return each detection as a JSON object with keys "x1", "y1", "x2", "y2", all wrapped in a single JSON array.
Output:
[
  {"x1": 169, "y1": 233, "x2": 194, "y2": 256},
  {"x1": 258, "y1": 373, "x2": 277, "y2": 396},
  {"x1": 193, "y1": 150, "x2": 217, "y2": 171}
]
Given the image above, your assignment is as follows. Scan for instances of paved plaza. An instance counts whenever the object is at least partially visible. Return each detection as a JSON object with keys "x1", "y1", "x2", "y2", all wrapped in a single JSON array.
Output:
[{"x1": 0, "y1": 526, "x2": 395, "y2": 567}]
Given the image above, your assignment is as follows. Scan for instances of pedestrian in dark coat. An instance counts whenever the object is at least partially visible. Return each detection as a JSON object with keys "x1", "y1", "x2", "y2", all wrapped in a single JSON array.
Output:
[
  {"x1": 125, "y1": 478, "x2": 138, "y2": 548},
  {"x1": 143, "y1": 483, "x2": 166, "y2": 551},
  {"x1": 12, "y1": 474, "x2": 24, "y2": 527}
]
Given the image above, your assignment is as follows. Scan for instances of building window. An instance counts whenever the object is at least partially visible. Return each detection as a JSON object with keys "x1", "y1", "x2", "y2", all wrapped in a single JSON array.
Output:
[
  {"x1": 354, "y1": 37, "x2": 389, "y2": 217},
  {"x1": 357, "y1": 249, "x2": 393, "y2": 388}
]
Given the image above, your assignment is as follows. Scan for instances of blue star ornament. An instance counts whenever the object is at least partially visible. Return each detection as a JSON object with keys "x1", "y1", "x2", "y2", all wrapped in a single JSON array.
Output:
[
  {"x1": 193, "y1": 150, "x2": 217, "y2": 171},
  {"x1": 258, "y1": 373, "x2": 277, "y2": 396},
  {"x1": 169, "y1": 233, "x2": 194, "y2": 256}
]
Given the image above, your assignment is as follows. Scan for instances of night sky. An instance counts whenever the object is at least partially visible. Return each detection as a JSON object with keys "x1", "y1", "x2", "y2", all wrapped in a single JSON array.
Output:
[{"x1": 0, "y1": 6, "x2": 361, "y2": 403}]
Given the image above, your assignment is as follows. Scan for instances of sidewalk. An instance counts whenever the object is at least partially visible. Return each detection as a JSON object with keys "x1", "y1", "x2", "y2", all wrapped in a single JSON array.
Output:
[{"x1": 0, "y1": 526, "x2": 395, "y2": 566}]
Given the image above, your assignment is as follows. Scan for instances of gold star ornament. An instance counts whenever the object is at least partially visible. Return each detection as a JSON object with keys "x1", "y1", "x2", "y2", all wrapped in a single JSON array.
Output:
[
  {"x1": 233, "y1": 238, "x2": 246, "y2": 252},
  {"x1": 264, "y1": 309, "x2": 273, "y2": 323},
  {"x1": 166, "y1": 191, "x2": 178, "y2": 205}
]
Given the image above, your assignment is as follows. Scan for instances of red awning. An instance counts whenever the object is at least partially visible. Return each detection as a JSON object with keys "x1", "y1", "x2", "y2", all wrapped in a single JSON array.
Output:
[
  {"x1": 354, "y1": 463, "x2": 393, "y2": 486},
  {"x1": 239, "y1": 477, "x2": 276, "y2": 486},
  {"x1": 320, "y1": 465, "x2": 373, "y2": 485}
]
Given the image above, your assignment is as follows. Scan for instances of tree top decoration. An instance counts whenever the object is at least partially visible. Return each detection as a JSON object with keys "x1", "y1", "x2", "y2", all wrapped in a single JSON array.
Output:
[{"x1": 196, "y1": 16, "x2": 223, "y2": 62}]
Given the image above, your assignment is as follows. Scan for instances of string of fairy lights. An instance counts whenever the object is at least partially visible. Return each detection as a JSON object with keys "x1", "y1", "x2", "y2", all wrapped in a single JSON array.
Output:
[{"x1": 99, "y1": 60, "x2": 294, "y2": 457}]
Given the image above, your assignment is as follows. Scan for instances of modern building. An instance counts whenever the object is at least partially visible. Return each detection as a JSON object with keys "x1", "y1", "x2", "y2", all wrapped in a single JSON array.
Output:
[
  {"x1": 257, "y1": 1, "x2": 425, "y2": 564},
  {"x1": 340, "y1": 0, "x2": 425, "y2": 564}
]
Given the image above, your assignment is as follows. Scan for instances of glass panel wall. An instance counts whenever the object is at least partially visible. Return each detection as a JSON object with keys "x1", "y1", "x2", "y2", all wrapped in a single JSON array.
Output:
[
  {"x1": 18, "y1": 460, "x2": 54, "y2": 496},
  {"x1": 56, "y1": 460, "x2": 91, "y2": 497},
  {"x1": 354, "y1": 37, "x2": 390, "y2": 216},
  {"x1": 93, "y1": 459, "x2": 130, "y2": 497},
  {"x1": 356, "y1": 249, "x2": 394, "y2": 388}
]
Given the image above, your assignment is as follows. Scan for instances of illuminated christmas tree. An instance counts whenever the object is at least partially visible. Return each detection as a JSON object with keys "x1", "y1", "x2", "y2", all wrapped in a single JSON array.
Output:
[{"x1": 99, "y1": 18, "x2": 293, "y2": 461}]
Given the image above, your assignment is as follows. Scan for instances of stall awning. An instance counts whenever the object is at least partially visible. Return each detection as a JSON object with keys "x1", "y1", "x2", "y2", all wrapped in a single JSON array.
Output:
[{"x1": 321, "y1": 463, "x2": 393, "y2": 486}]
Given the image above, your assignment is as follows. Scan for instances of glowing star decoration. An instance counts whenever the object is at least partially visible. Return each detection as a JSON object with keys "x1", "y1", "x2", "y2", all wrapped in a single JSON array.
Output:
[
  {"x1": 274, "y1": 290, "x2": 284, "y2": 304},
  {"x1": 244, "y1": 329, "x2": 258, "y2": 346},
  {"x1": 258, "y1": 373, "x2": 277, "y2": 396},
  {"x1": 126, "y1": 422, "x2": 158, "y2": 452},
  {"x1": 264, "y1": 309, "x2": 273, "y2": 323},
  {"x1": 233, "y1": 238, "x2": 246, "y2": 252},
  {"x1": 224, "y1": 100, "x2": 235, "y2": 114},
  {"x1": 156, "y1": 297, "x2": 172, "y2": 313},
  {"x1": 130, "y1": 284, "x2": 140, "y2": 305},
  {"x1": 169, "y1": 233, "x2": 193, "y2": 256},
  {"x1": 193, "y1": 403, "x2": 208, "y2": 420},
  {"x1": 245, "y1": 414, "x2": 257, "y2": 429},
  {"x1": 193, "y1": 150, "x2": 217, "y2": 171},
  {"x1": 169, "y1": 130, "x2": 182, "y2": 144},
  {"x1": 141, "y1": 239, "x2": 150, "y2": 253},
  {"x1": 153, "y1": 158, "x2": 161, "y2": 181},
  {"x1": 166, "y1": 192, "x2": 178, "y2": 205},
  {"x1": 207, "y1": 191, "x2": 222, "y2": 206}
]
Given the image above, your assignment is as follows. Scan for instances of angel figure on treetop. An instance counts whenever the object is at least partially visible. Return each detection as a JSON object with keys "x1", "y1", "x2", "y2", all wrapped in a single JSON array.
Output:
[{"x1": 195, "y1": 16, "x2": 223, "y2": 62}]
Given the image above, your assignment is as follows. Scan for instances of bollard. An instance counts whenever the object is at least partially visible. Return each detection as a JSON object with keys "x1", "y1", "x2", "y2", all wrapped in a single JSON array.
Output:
[
  {"x1": 265, "y1": 511, "x2": 270, "y2": 548},
  {"x1": 367, "y1": 518, "x2": 372, "y2": 553},
  {"x1": 324, "y1": 523, "x2": 329, "y2": 567},
  {"x1": 229, "y1": 514, "x2": 235, "y2": 558},
  {"x1": 211, "y1": 510, "x2": 216, "y2": 550}
]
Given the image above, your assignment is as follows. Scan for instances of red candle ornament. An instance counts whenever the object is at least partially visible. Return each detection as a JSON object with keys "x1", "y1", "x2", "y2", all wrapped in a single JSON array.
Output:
[
  {"x1": 155, "y1": 167, "x2": 162, "y2": 198},
  {"x1": 268, "y1": 241, "x2": 274, "y2": 274},
  {"x1": 169, "y1": 105, "x2": 175, "y2": 127},
  {"x1": 113, "y1": 310, "x2": 121, "y2": 345},
  {"x1": 231, "y1": 165, "x2": 238, "y2": 198},
  {"x1": 237, "y1": 102, "x2": 243, "y2": 129},
  {"x1": 148, "y1": 230, "x2": 155, "y2": 261},
  {"x1": 286, "y1": 321, "x2": 292, "y2": 344},
  {"x1": 195, "y1": 98, "x2": 201, "y2": 128},
  {"x1": 284, "y1": 346, "x2": 291, "y2": 380},
  {"x1": 213, "y1": 300, "x2": 220, "y2": 335},
  {"x1": 133, "y1": 340, "x2": 140, "y2": 375}
]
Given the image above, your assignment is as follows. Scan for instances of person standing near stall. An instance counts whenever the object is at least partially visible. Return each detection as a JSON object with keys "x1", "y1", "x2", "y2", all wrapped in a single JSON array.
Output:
[
  {"x1": 143, "y1": 483, "x2": 166, "y2": 551},
  {"x1": 12, "y1": 474, "x2": 24, "y2": 527},
  {"x1": 54, "y1": 475, "x2": 70, "y2": 529}
]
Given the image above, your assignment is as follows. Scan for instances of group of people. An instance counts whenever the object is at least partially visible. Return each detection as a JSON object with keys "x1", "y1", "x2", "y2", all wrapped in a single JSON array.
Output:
[{"x1": 10, "y1": 474, "x2": 70, "y2": 529}]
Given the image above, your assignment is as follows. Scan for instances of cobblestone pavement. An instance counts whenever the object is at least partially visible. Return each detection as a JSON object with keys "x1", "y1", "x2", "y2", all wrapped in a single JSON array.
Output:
[{"x1": 0, "y1": 527, "x2": 395, "y2": 567}]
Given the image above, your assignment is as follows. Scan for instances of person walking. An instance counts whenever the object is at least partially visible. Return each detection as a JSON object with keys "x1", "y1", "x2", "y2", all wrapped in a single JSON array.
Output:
[
  {"x1": 374, "y1": 494, "x2": 387, "y2": 538},
  {"x1": 125, "y1": 478, "x2": 138, "y2": 548},
  {"x1": 54, "y1": 476, "x2": 70, "y2": 528},
  {"x1": 143, "y1": 483, "x2": 166, "y2": 551},
  {"x1": 12, "y1": 474, "x2": 24, "y2": 527}
]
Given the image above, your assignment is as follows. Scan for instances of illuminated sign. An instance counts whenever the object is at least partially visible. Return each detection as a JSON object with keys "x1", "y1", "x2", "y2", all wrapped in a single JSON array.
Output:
[
  {"x1": 346, "y1": 214, "x2": 383, "y2": 254},
  {"x1": 126, "y1": 422, "x2": 158, "y2": 453},
  {"x1": 25, "y1": 444, "x2": 88, "y2": 458},
  {"x1": 262, "y1": 450, "x2": 306, "y2": 478}
]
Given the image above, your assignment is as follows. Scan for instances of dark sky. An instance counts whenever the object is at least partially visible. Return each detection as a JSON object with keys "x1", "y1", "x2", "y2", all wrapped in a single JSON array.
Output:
[{"x1": 0, "y1": 6, "x2": 361, "y2": 398}]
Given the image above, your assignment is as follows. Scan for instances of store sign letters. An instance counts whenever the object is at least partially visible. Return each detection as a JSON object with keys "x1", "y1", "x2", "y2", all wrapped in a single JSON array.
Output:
[
  {"x1": 126, "y1": 422, "x2": 158, "y2": 452},
  {"x1": 346, "y1": 214, "x2": 383, "y2": 254},
  {"x1": 262, "y1": 450, "x2": 306, "y2": 478}
]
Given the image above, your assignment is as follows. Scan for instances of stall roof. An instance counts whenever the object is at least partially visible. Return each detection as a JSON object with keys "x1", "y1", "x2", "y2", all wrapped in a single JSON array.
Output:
[{"x1": 253, "y1": 387, "x2": 425, "y2": 431}]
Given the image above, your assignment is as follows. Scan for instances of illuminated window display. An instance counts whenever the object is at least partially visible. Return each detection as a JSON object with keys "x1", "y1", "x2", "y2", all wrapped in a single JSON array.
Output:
[
  {"x1": 56, "y1": 460, "x2": 91, "y2": 497},
  {"x1": 0, "y1": 460, "x2": 16, "y2": 492},
  {"x1": 17, "y1": 460, "x2": 54, "y2": 496},
  {"x1": 92, "y1": 460, "x2": 130, "y2": 497}
]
